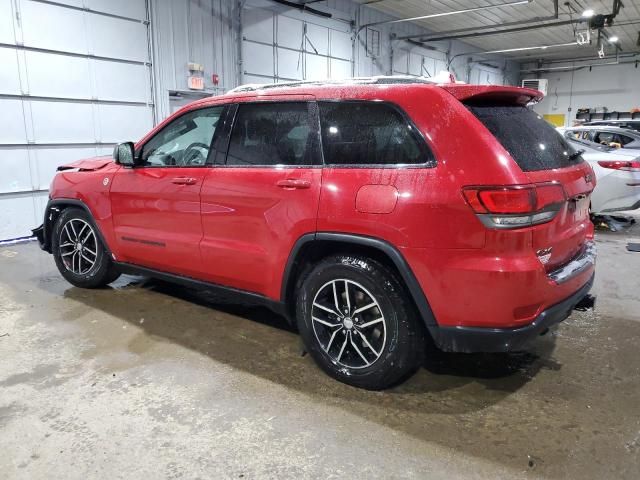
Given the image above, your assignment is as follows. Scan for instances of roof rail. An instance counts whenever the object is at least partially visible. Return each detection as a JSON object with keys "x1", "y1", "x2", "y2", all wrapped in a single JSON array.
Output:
[{"x1": 226, "y1": 72, "x2": 461, "y2": 94}]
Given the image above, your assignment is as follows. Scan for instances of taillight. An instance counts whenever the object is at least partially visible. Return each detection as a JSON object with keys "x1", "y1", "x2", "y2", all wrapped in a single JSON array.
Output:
[
  {"x1": 463, "y1": 184, "x2": 566, "y2": 229},
  {"x1": 597, "y1": 160, "x2": 640, "y2": 172}
]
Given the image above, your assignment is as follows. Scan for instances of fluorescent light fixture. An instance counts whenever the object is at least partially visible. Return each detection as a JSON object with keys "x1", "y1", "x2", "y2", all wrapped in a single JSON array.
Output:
[
  {"x1": 609, "y1": 36, "x2": 619, "y2": 43},
  {"x1": 582, "y1": 9, "x2": 595, "y2": 18},
  {"x1": 360, "y1": 0, "x2": 532, "y2": 30},
  {"x1": 483, "y1": 42, "x2": 580, "y2": 55}
]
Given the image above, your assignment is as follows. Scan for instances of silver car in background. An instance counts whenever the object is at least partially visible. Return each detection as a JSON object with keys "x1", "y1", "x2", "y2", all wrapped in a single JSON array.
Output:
[
  {"x1": 557, "y1": 127, "x2": 640, "y2": 213},
  {"x1": 558, "y1": 125, "x2": 640, "y2": 151}
]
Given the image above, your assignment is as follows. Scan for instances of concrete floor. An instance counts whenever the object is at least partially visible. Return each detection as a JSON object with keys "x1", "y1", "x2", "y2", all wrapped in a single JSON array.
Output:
[{"x1": 1, "y1": 217, "x2": 639, "y2": 479}]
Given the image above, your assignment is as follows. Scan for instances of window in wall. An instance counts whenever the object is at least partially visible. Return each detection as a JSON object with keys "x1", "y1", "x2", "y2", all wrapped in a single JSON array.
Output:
[
  {"x1": 226, "y1": 102, "x2": 317, "y2": 166},
  {"x1": 318, "y1": 101, "x2": 431, "y2": 166}
]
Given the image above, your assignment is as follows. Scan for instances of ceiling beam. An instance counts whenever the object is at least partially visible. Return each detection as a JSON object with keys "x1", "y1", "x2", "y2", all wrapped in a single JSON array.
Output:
[
  {"x1": 416, "y1": 19, "x2": 579, "y2": 43},
  {"x1": 395, "y1": 0, "x2": 559, "y2": 41},
  {"x1": 357, "y1": 0, "x2": 533, "y2": 33}
]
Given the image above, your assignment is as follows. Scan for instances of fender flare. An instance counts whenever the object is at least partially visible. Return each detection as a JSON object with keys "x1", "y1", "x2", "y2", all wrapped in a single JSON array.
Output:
[
  {"x1": 39, "y1": 199, "x2": 112, "y2": 255},
  {"x1": 281, "y1": 232, "x2": 438, "y2": 327}
]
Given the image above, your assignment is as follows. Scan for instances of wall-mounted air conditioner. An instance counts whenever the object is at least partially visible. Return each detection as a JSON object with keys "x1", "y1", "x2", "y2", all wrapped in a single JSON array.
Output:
[{"x1": 521, "y1": 78, "x2": 548, "y2": 96}]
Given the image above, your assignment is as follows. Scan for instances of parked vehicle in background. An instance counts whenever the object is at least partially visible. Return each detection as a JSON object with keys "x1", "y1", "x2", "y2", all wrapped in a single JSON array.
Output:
[
  {"x1": 33, "y1": 78, "x2": 596, "y2": 390},
  {"x1": 561, "y1": 133, "x2": 640, "y2": 213},
  {"x1": 558, "y1": 126, "x2": 640, "y2": 150},
  {"x1": 584, "y1": 119, "x2": 640, "y2": 132}
]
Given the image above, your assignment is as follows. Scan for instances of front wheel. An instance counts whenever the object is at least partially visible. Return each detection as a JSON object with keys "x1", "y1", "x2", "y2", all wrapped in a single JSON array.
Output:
[
  {"x1": 296, "y1": 255, "x2": 425, "y2": 390},
  {"x1": 52, "y1": 207, "x2": 120, "y2": 288}
]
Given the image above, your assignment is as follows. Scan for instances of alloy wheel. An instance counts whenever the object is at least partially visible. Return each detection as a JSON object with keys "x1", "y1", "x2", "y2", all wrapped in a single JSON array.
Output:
[
  {"x1": 311, "y1": 279, "x2": 387, "y2": 369},
  {"x1": 58, "y1": 218, "x2": 99, "y2": 275}
]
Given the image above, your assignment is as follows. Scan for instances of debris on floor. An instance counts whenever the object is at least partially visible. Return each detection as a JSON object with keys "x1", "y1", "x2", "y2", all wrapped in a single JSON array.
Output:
[
  {"x1": 627, "y1": 243, "x2": 640, "y2": 252},
  {"x1": 592, "y1": 214, "x2": 636, "y2": 232}
]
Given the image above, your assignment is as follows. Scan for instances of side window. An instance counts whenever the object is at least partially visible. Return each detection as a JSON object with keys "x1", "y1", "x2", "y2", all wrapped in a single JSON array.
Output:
[
  {"x1": 618, "y1": 134, "x2": 634, "y2": 146},
  {"x1": 594, "y1": 131, "x2": 614, "y2": 145},
  {"x1": 226, "y1": 102, "x2": 317, "y2": 166},
  {"x1": 318, "y1": 102, "x2": 432, "y2": 166},
  {"x1": 565, "y1": 130, "x2": 579, "y2": 139},
  {"x1": 141, "y1": 106, "x2": 224, "y2": 167}
]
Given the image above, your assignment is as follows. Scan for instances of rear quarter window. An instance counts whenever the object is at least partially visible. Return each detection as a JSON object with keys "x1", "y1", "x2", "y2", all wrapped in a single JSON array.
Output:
[{"x1": 468, "y1": 105, "x2": 583, "y2": 172}]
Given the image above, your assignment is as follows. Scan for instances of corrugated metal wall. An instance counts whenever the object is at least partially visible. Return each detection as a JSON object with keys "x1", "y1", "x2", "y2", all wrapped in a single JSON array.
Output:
[
  {"x1": 0, "y1": 0, "x2": 153, "y2": 241},
  {"x1": 0, "y1": 0, "x2": 519, "y2": 240},
  {"x1": 150, "y1": 0, "x2": 520, "y2": 124},
  {"x1": 149, "y1": 0, "x2": 238, "y2": 120}
]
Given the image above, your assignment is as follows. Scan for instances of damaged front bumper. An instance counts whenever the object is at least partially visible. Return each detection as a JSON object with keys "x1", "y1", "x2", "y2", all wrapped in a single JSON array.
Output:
[{"x1": 31, "y1": 224, "x2": 49, "y2": 252}]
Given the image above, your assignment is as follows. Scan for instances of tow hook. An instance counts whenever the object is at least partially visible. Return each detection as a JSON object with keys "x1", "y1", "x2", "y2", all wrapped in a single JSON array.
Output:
[{"x1": 574, "y1": 294, "x2": 596, "y2": 311}]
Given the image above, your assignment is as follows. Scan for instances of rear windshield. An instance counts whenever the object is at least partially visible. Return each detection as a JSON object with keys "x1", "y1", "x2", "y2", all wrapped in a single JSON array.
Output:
[{"x1": 468, "y1": 105, "x2": 584, "y2": 172}]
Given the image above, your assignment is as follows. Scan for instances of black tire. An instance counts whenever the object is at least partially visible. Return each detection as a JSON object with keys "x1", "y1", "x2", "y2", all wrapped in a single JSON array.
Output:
[
  {"x1": 52, "y1": 207, "x2": 120, "y2": 288},
  {"x1": 296, "y1": 255, "x2": 425, "y2": 390}
]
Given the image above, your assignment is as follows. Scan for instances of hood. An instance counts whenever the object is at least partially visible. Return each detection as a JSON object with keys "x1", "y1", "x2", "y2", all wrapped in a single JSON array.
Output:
[{"x1": 57, "y1": 156, "x2": 114, "y2": 172}]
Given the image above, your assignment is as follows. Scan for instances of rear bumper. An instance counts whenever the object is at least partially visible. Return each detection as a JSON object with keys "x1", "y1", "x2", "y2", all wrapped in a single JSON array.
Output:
[{"x1": 428, "y1": 273, "x2": 595, "y2": 353}]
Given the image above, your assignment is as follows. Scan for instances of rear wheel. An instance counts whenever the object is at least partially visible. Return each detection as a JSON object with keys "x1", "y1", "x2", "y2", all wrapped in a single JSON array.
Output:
[
  {"x1": 52, "y1": 208, "x2": 120, "y2": 288},
  {"x1": 296, "y1": 255, "x2": 425, "y2": 390}
]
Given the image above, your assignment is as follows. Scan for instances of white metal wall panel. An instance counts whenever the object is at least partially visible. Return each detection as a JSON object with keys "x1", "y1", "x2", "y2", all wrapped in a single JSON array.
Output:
[
  {"x1": 25, "y1": 51, "x2": 92, "y2": 99},
  {"x1": 329, "y1": 58, "x2": 351, "y2": 79},
  {"x1": 88, "y1": 15, "x2": 148, "y2": 62},
  {"x1": 242, "y1": 4, "x2": 353, "y2": 84},
  {"x1": 97, "y1": 105, "x2": 153, "y2": 143},
  {"x1": 306, "y1": 23, "x2": 328, "y2": 56},
  {"x1": 243, "y1": 42, "x2": 274, "y2": 78},
  {"x1": 0, "y1": 195, "x2": 40, "y2": 241},
  {"x1": 0, "y1": 48, "x2": 21, "y2": 94},
  {"x1": 277, "y1": 15, "x2": 302, "y2": 49},
  {"x1": 88, "y1": 0, "x2": 147, "y2": 20},
  {"x1": 329, "y1": 30, "x2": 351, "y2": 60},
  {"x1": 30, "y1": 101, "x2": 96, "y2": 143},
  {"x1": 0, "y1": 0, "x2": 16, "y2": 44},
  {"x1": 305, "y1": 53, "x2": 328, "y2": 79},
  {"x1": 20, "y1": 1, "x2": 88, "y2": 54},
  {"x1": 277, "y1": 48, "x2": 302, "y2": 80},
  {"x1": 0, "y1": 149, "x2": 31, "y2": 193},
  {"x1": 93, "y1": 61, "x2": 150, "y2": 102},
  {"x1": 243, "y1": 7, "x2": 273, "y2": 43},
  {"x1": 0, "y1": 0, "x2": 153, "y2": 240},
  {"x1": 0, "y1": 99, "x2": 28, "y2": 143}
]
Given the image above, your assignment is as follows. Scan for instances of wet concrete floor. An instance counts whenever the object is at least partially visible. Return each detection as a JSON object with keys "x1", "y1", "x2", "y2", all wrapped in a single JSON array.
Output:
[{"x1": 1, "y1": 218, "x2": 639, "y2": 479}]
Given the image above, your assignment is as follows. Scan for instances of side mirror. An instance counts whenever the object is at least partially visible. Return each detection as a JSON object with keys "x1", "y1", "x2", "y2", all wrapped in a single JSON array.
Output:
[{"x1": 113, "y1": 142, "x2": 136, "y2": 166}]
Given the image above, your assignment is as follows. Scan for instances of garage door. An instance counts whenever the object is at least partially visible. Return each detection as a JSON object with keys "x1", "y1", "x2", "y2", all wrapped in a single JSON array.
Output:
[
  {"x1": 241, "y1": 5, "x2": 352, "y2": 85},
  {"x1": 0, "y1": 0, "x2": 153, "y2": 241},
  {"x1": 392, "y1": 47, "x2": 448, "y2": 79},
  {"x1": 469, "y1": 65, "x2": 505, "y2": 85}
]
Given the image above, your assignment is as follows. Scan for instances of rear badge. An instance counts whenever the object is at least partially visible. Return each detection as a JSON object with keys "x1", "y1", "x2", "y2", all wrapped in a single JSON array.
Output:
[
  {"x1": 103, "y1": 177, "x2": 110, "y2": 186},
  {"x1": 584, "y1": 173, "x2": 593, "y2": 183},
  {"x1": 537, "y1": 247, "x2": 553, "y2": 264}
]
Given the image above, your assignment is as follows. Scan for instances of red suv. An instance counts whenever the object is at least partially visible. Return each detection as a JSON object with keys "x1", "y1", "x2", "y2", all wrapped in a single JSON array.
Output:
[{"x1": 33, "y1": 78, "x2": 596, "y2": 390}]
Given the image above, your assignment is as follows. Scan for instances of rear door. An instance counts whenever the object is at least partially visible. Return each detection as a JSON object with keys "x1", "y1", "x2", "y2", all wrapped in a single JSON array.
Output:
[
  {"x1": 110, "y1": 106, "x2": 225, "y2": 277},
  {"x1": 198, "y1": 100, "x2": 323, "y2": 298},
  {"x1": 468, "y1": 105, "x2": 595, "y2": 271}
]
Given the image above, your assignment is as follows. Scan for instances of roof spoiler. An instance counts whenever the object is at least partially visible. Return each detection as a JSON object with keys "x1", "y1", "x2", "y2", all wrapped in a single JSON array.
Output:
[{"x1": 439, "y1": 85, "x2": 544, "y2": 106}]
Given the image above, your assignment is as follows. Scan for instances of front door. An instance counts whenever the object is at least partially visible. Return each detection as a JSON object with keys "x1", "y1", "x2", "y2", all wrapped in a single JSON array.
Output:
[
  {"x1": 199, "y1": 101, "x2": 323, "y2": 299},
  {"x1": 110, "y1": 105, "x2": 225, "y2": 277}
]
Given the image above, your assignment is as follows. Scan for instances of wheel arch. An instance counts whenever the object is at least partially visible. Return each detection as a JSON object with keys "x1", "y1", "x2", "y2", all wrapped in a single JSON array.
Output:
[
  {"x1": 39, "y1": 199, "x2": 112, "y2": 256},
  {"x1": 281, "y1": 232, "x2": 438, "y2": 328}
]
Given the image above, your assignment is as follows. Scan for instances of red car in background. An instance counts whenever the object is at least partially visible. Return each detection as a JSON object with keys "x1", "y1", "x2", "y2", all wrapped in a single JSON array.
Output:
[{"x1": 34, "y1": 77, "x2": 596, "y2": 389}]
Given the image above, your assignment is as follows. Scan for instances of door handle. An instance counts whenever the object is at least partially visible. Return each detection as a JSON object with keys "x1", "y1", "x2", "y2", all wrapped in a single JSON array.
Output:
[
  {"x1": 171, "y1": 177, "x2": 198, "y2": 185},
  {"x1": 276, "y1": 179, "x2": 311, "y2": 190}
]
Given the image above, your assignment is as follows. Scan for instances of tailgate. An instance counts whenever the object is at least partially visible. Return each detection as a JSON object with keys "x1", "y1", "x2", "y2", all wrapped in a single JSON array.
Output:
[
  {"x1": 526, "y1": 163, "x2": 594, "y2": 271},
  {"x1": 467, "y1": 104, "x2": 595, "y2": 271}
]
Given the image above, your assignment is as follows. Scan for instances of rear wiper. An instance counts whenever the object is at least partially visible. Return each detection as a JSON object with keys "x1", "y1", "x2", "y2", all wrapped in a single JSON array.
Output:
[{"x1": 568, "y1": 149, "x2": 585, "y2": 160}]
